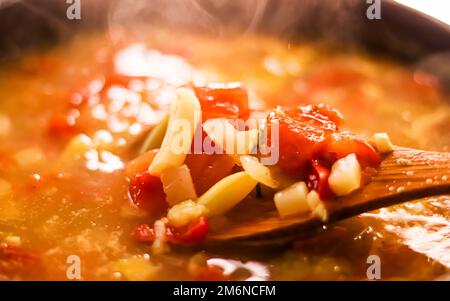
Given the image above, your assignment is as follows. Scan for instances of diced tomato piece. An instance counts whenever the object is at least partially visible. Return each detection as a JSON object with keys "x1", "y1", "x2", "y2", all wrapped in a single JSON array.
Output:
[
  {"x1": 306, "y1": 160, "x2": 332, "y2": 199},
  {"x1": 325, "y1": 132, "x2": 381, "y2": 167},
  {"x1": 315, "y1": 104, "x2": 344, "y2": 127},
  {"x1": 268, "y1": 104, "x2": 380, "y2": 175},
  {"x1": 171, "y1": 217, "x2": 209, "y2": 245},
  {"x1": 132, "y1": 224, "x2": 155, "y2": 243},
  {"x1": 48, "y1": 113, "x2": 78, "y2": 138},
  {"x1": 132, "y1": 217, "x2": 209, "y2": 246},
  {"x1": 125, "y1": 149, "x2": 158, "y2": 179},
  {"x1": 185, "y1": 153, "x2": 235, "y2": 195},
  {"x1": 267, "y1": 105, "x2": 338, "y2": 173},
  {"x1": 194, "y1": 83, "x2": 250, "y2": 120},
  {"x1": 129, "y1": 171, "x2": 168, "y2": 215}
]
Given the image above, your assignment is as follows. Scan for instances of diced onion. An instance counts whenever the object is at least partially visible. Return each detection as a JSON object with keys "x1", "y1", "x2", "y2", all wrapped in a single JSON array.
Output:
[
  {"x1": 240, "y1": 155, "x2": 279, "y2": 188},
  {"x1": 306, "y1": 190, "x2": 328, "y2": 222},
  {"x1": 149, "y1": 88, "x2": 201, "y2": 175},
  {"x1": 167, "y1": 200, "x2": 207, "y2": 227},
  {"x1": 203, "y1": 118, "x2": 258, "y2": 156},
  {"x1": 328, "y1": 153, "x2": 361, "y2": 196},
  {"x1": 369, "y1": 132, "x2": 394, "y2": 153},
  {"x1": 274, "y1": 181, "x2": 309, "y2": 218},
  {"x1": 197, "y1": 171, "x2": 258, "y2": 216},
  {"x1": 160, "y1": 164, "x2": 198, "y2": 206}
]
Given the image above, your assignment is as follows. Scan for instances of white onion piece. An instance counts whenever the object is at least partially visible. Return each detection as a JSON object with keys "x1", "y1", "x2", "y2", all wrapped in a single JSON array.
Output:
[
  {"x1": 240, "y1": 155, "x2": 279, "y2": 188},
  {"x1": 369, "y1": 132, "x2": 394, "y2": 153},
  {"x1": 306, "y1": 190, "x2": 328, "y2": 222},
  {"x1": 149, "y1": 88, "x2": 201, "y2": 175},
  {"x1": 160, "y1": 164, "x2": 198, "y2": 206},
  {"x1": 274, "y1": 181, "x2": 309, "y2": 218},
  {"x1": 197, "y1": 171, "x2": 258, "y2": 216},
  {"x1": 203, "y1": 118, "x2": 258, "y2": 156},
  {"x1": 328, "y1": 153, "x2": 362, "y2": 196}
]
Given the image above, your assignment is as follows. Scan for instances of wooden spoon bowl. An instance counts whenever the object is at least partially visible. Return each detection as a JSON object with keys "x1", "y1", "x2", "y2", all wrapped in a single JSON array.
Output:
[{"x1": 206, "y1": 147, "x2": 450, "y2": 244}]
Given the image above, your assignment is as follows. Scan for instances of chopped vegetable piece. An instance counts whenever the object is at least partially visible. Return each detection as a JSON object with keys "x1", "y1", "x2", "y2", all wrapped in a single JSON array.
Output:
[
  {"x1": 148, "y1": 88, "x2": 201, "y2": 175},
  {"x1": 129, "y1": 171, "x2": 168, "y2": 215},
  {"x1": 306, "y1": 160, "x2": 332, "y2": 199},
  {"x1": 328, "y1": 153, "x2": 362, "y2": 196},
  {"x1": 160, "y1": 165, "x2": 198, "y2": 206},
  {"x1": 369, "y1": 132, "x2": 394, "y2": 153},
  {"x1": 167, "y1": 200, "x2": 207, "y2": 227},
  {"x1": 267, "y1": 105, "x2": 380, "y2": 174},
  {"x1": 306, "y1": 190, "x2": 328, "y2": 222},
  {"x1": 139, "y1": 114, "x2": 169, "y2": 154},
  {"x1": 203, "y1": 118, "x2": 258, "y2": 156},
  {"x1": 152, "y1": 219, "x2": 170, "y2": 254},
  {"x1": 185, "y1": 153, "x2": 236, "y2": 195},
  {"x1": 133, "y1": 217, "x2": 209, "y2": 246},
  {"x1": 274, "y1": 181, "x2": 309, "y2": 217},
  {"x1": 267, "y1": 105, "x2": 340, "y2": 173},
  {"x1": 195, "y1": 83, "x2": 249, "y2": 120},
  {"x1": 324, "y1": 132, "x2": 381, "y2": 167},
  {"x1": 240, "y1": 155, "x2": 279, "y2": 188},
  {"x1": 171, "y1": 216, "x2": 209, "y2": 245},
  {"x1": 197, "y1": 171, "x2": 258, "y2": 216},
  {"x1": 125, "y1": 149, "x2": 158, "y2": 179}
]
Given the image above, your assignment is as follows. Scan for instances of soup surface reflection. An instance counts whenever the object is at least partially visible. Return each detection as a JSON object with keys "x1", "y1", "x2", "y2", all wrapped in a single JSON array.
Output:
[{"x1": 0, "y1": 29, "x2": 449, "y2": 280}]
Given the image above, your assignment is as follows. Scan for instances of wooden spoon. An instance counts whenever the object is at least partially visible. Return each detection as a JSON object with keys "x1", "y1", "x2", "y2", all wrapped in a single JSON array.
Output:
[{"x1": 206, "y1": 147, "x2": 450, "y2": 244}]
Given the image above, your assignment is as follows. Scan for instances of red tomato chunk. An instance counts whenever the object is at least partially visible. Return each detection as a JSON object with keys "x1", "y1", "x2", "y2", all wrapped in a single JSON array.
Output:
[
  {"x1": 268, "y1": 104, "x2": 380, "y2": 175},
  {"x1": 129, "y1": 171, "x2": 168, "y2": 215},
  {"x1": 195, "y1": 83, "x2": 250, "y2": 120}
]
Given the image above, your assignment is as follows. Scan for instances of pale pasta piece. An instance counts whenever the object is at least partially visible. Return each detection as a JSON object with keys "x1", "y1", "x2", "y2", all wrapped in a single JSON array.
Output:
[
  {"x1": 139, "y1": 114, "x2": 169, "y2": 154},
  {"x1": 203, "y1": 118, "x2": 258, "y2": 156},
  {"x1": 240, "y1": 155, "x2": 279, "y2": 188},
  {"x1": 197, "y1": 171, "x2": 258, "y2": 216},
  {"x1": 148, "y1": 88, "x2": 201, "y2": 175}
]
